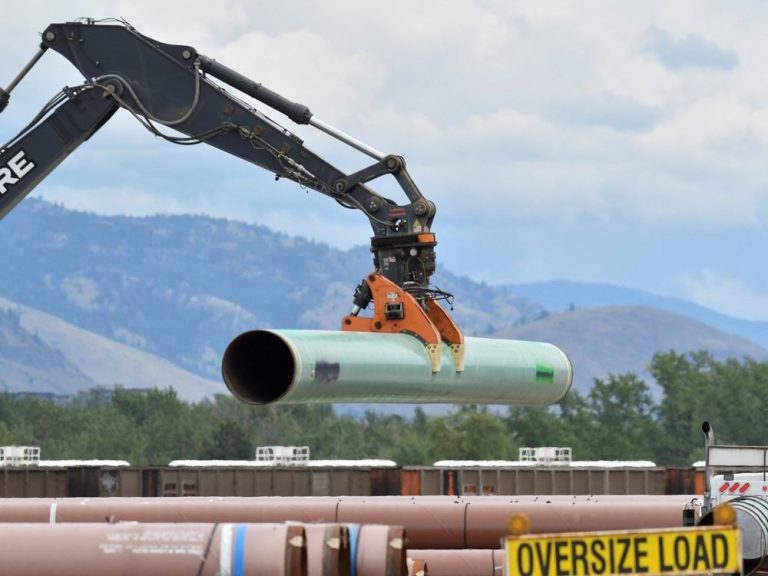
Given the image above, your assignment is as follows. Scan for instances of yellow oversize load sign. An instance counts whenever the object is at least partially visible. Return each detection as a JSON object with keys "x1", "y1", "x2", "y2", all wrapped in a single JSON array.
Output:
[{"x1": 504, "y1": 525, "x2": 741, "y2": 576}]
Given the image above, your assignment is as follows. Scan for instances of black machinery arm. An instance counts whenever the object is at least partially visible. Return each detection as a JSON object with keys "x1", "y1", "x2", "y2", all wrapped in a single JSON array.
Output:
[
  {"x1": 0, "y1": 19, "x2": 464, "y2": 371},
  {"x1": 0, "y1": 85, "x2": 118, "y2": 219}
]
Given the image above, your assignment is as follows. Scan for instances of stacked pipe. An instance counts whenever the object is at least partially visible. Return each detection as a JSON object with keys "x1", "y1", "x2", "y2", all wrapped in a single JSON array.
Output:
[
  {"x1": 0, "y1": 521, "x2": 406, "y2": 576},
  {"x1": 0, "y1": 495, "x2": 694, "y2": 575},
  {"x1": 407, "y1": 550, "x2": 505, "y2": 576},
  {"x1": 0, "y1": 522, "x2": 307, "y2": 576},
  {"x1": 0, "y1": 495, "x2": 692, "y2": 544}
]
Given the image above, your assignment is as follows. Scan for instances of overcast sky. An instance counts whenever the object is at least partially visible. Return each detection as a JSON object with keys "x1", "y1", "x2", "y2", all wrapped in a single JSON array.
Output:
[{"x1": 2, "y1": 1, "x2": 768, "y2": 320}]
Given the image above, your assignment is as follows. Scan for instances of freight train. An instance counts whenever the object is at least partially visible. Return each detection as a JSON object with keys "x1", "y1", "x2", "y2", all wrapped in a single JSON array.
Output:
[{"x1": 0, "y1": 461, "x2": 703, "y2": 498}]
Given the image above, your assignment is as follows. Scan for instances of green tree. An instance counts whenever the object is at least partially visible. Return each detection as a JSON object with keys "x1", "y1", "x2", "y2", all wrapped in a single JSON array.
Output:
[
  {"x1": 112, "y1": 388, "x2": 212, "y2": 464},
  {"x1": 360, "y1": 411, "x2": 411, "y2": 458},
  {"x1": 389, "y1": 407, "x2": 431, "y2": 465},
  {"x1": 0, "y1": 420, "x2": 10, "y2": 445},
  {"x1": 427, "y1": 406, "x2": 510, "y2": 461},
  {"x1": 203, "y1": 418, "x2": 253, "y2": 460},
  {"x1": 505, "y1": 390, "x2": 593, "y2": 458},
  {"x1": 505, "y1": 405, "x2": 563, "y2": 451},
  {"x1": 653, "y1": 351, "x2": 717, "y2": 465},
  {"x1": 586, "y1": 373, "x2": 659, "y2": 460}
]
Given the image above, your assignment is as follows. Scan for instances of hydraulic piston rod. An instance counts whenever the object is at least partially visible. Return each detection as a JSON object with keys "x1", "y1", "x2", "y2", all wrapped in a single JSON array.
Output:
[
  {"x1": 0, "y1": 45, "x2": 47, "y2": 114},
  {"x1": 198, "y1": 55, "x2": 385, "y2": 159}
]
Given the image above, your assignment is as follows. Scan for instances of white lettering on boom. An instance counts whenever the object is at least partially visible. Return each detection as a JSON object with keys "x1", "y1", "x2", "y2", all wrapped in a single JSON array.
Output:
[{"x1": 0, "y1": 150, "x2": 36, "y2": 195}]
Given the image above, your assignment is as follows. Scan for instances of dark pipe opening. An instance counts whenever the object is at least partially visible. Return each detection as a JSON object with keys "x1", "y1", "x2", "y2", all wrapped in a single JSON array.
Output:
[{"x1": 221, "y1": 330, "x2": 296, "y2": 404}]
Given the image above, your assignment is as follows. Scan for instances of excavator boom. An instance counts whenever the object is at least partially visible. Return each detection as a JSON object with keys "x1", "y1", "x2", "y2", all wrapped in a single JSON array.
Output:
[
  {"x1": 0, "y1": 18, "x2": 464, "y2": 371},
  {"x1": 0, "y1": 86, "x2": 117, "y2": 219}
]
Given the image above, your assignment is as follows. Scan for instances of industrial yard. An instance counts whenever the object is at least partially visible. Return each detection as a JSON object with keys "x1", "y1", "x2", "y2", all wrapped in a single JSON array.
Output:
[
  {"x1": 0, "y1": 446, "x2": 704, "y2": 575},
  {"x1": 2, "y1": 2, "x2": 767, "y2": 575}
]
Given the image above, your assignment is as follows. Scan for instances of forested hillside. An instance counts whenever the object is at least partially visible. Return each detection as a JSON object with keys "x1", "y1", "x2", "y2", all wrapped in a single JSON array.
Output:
[
  {"x1": 2, "y1": 351, "x2": 763, "y2": 466},
  {"x1": 0, "y1": 200, "x2": 541, "y2": 381},
  {"x1": 2, "y1": 200, "x2": 767, "y2": 399},
  {"x1": 0, "y1": 307, "x2": 93, "y2": 395}
]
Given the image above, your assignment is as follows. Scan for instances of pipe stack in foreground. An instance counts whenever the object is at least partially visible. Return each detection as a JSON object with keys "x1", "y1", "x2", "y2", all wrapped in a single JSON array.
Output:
[
  {"x1": 0, "y1": 522, "x2": 306, "y2": 576},
  {"x1": 0, "y1": 495, "x2": 692, "y2": 548},
  {"x1": 0, "y1": 495, "x2": 695, "y2": 575},
  {"x1": 0, "y1": 521, "x2": 407, "y2": 576}
]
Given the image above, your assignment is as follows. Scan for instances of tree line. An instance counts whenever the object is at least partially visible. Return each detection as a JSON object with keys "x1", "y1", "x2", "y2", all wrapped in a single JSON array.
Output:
[{"x1": 1, "y1": 350, "x2": 765, "y2": 467}]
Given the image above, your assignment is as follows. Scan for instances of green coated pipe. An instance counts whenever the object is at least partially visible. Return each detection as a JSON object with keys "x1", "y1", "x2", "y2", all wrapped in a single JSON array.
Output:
[{"x1": 222, "y1": 330, "x2": 572, "y2": 405}]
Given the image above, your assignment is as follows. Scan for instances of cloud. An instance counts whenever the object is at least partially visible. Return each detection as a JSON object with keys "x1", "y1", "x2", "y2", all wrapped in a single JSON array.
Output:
[
  {"x1": 544, "y1": 92, "x2": 663, "y2": 132},
  {"x1": 214, "y1": 29, "x2": 386, "y2": 125},
  {"x1": 4, "y1": 1, "x2": 768, "y2": 321},
  {"x1": 642, "y1": 27, "x2": 738, "y2": 71},
  {"x1": 35, "y1": 183, "x2": 195, "y2": 217},
  {"x1": 680, "y1": 270, "x2": 768, "y2": 321}
]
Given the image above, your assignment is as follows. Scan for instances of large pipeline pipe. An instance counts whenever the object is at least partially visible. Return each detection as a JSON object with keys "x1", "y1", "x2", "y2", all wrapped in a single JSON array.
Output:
[
  {"x1": 221, "y1": 330, "x2": 572, "y2": 405},
  {"x1": 303, "y1": 523, "x2": 406, "y2": 576},
  {"x1": 407, "y1": 550, "x2": 505, "y2": 576},
  {"x1": 0, "y1": 495, "x2": 690, "y2": 549},
  {"x1": 354, "y1": 524, "x2": 407, "y2": 576},
  {"x1": 0, "y1": 522, "x2": 306, "y2": 576},
  {"x1": 338, "y1": 496, "x2": 690, "y2": 549},
  {"x1": 0, "y1": 521, "x2": 410, "y2": 576},
  {"x1": 305, "y1": 524, "x2": 350, "y2": 576}
]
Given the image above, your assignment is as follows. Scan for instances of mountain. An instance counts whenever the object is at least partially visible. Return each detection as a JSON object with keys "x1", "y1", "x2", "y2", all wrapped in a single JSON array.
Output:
[
  {"x1": 0, "y1": 200, "x2": 542, "y2": 383},
  {"x1": 2, "y1": 200, "x2": 767, "y2": 402},
  {"x1": 496, "y1": 305, "x2": 768, "y2": 394},
  {"x1": 506, "y1": 280, "x2": 768, "y2": 350},
  {"x1": 0, "y1": 305, "x2": 94, "y2": 397},
  {"x1": 0, "y1": 296, "x2": 220, "y2": 401}
]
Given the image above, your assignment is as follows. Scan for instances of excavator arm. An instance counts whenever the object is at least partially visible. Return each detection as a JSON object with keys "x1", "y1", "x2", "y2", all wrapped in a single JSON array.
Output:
[
  {"x1": 0, "y1": 18, "x2": 464, "y2": 372},
  {"x1": 0, "y1": 86, "x2": 118, "y2": 219}
]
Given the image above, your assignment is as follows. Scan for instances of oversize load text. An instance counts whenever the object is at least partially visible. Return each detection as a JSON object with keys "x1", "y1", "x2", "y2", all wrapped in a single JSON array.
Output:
[{"x1": 505, "y1": 527, "x2": 740, "y2": 576}]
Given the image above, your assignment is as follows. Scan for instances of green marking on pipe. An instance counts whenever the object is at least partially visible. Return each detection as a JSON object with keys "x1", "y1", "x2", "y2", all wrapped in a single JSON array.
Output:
[{"x1": 535, "y1": 364, "x2": 555, "y2": 384}]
